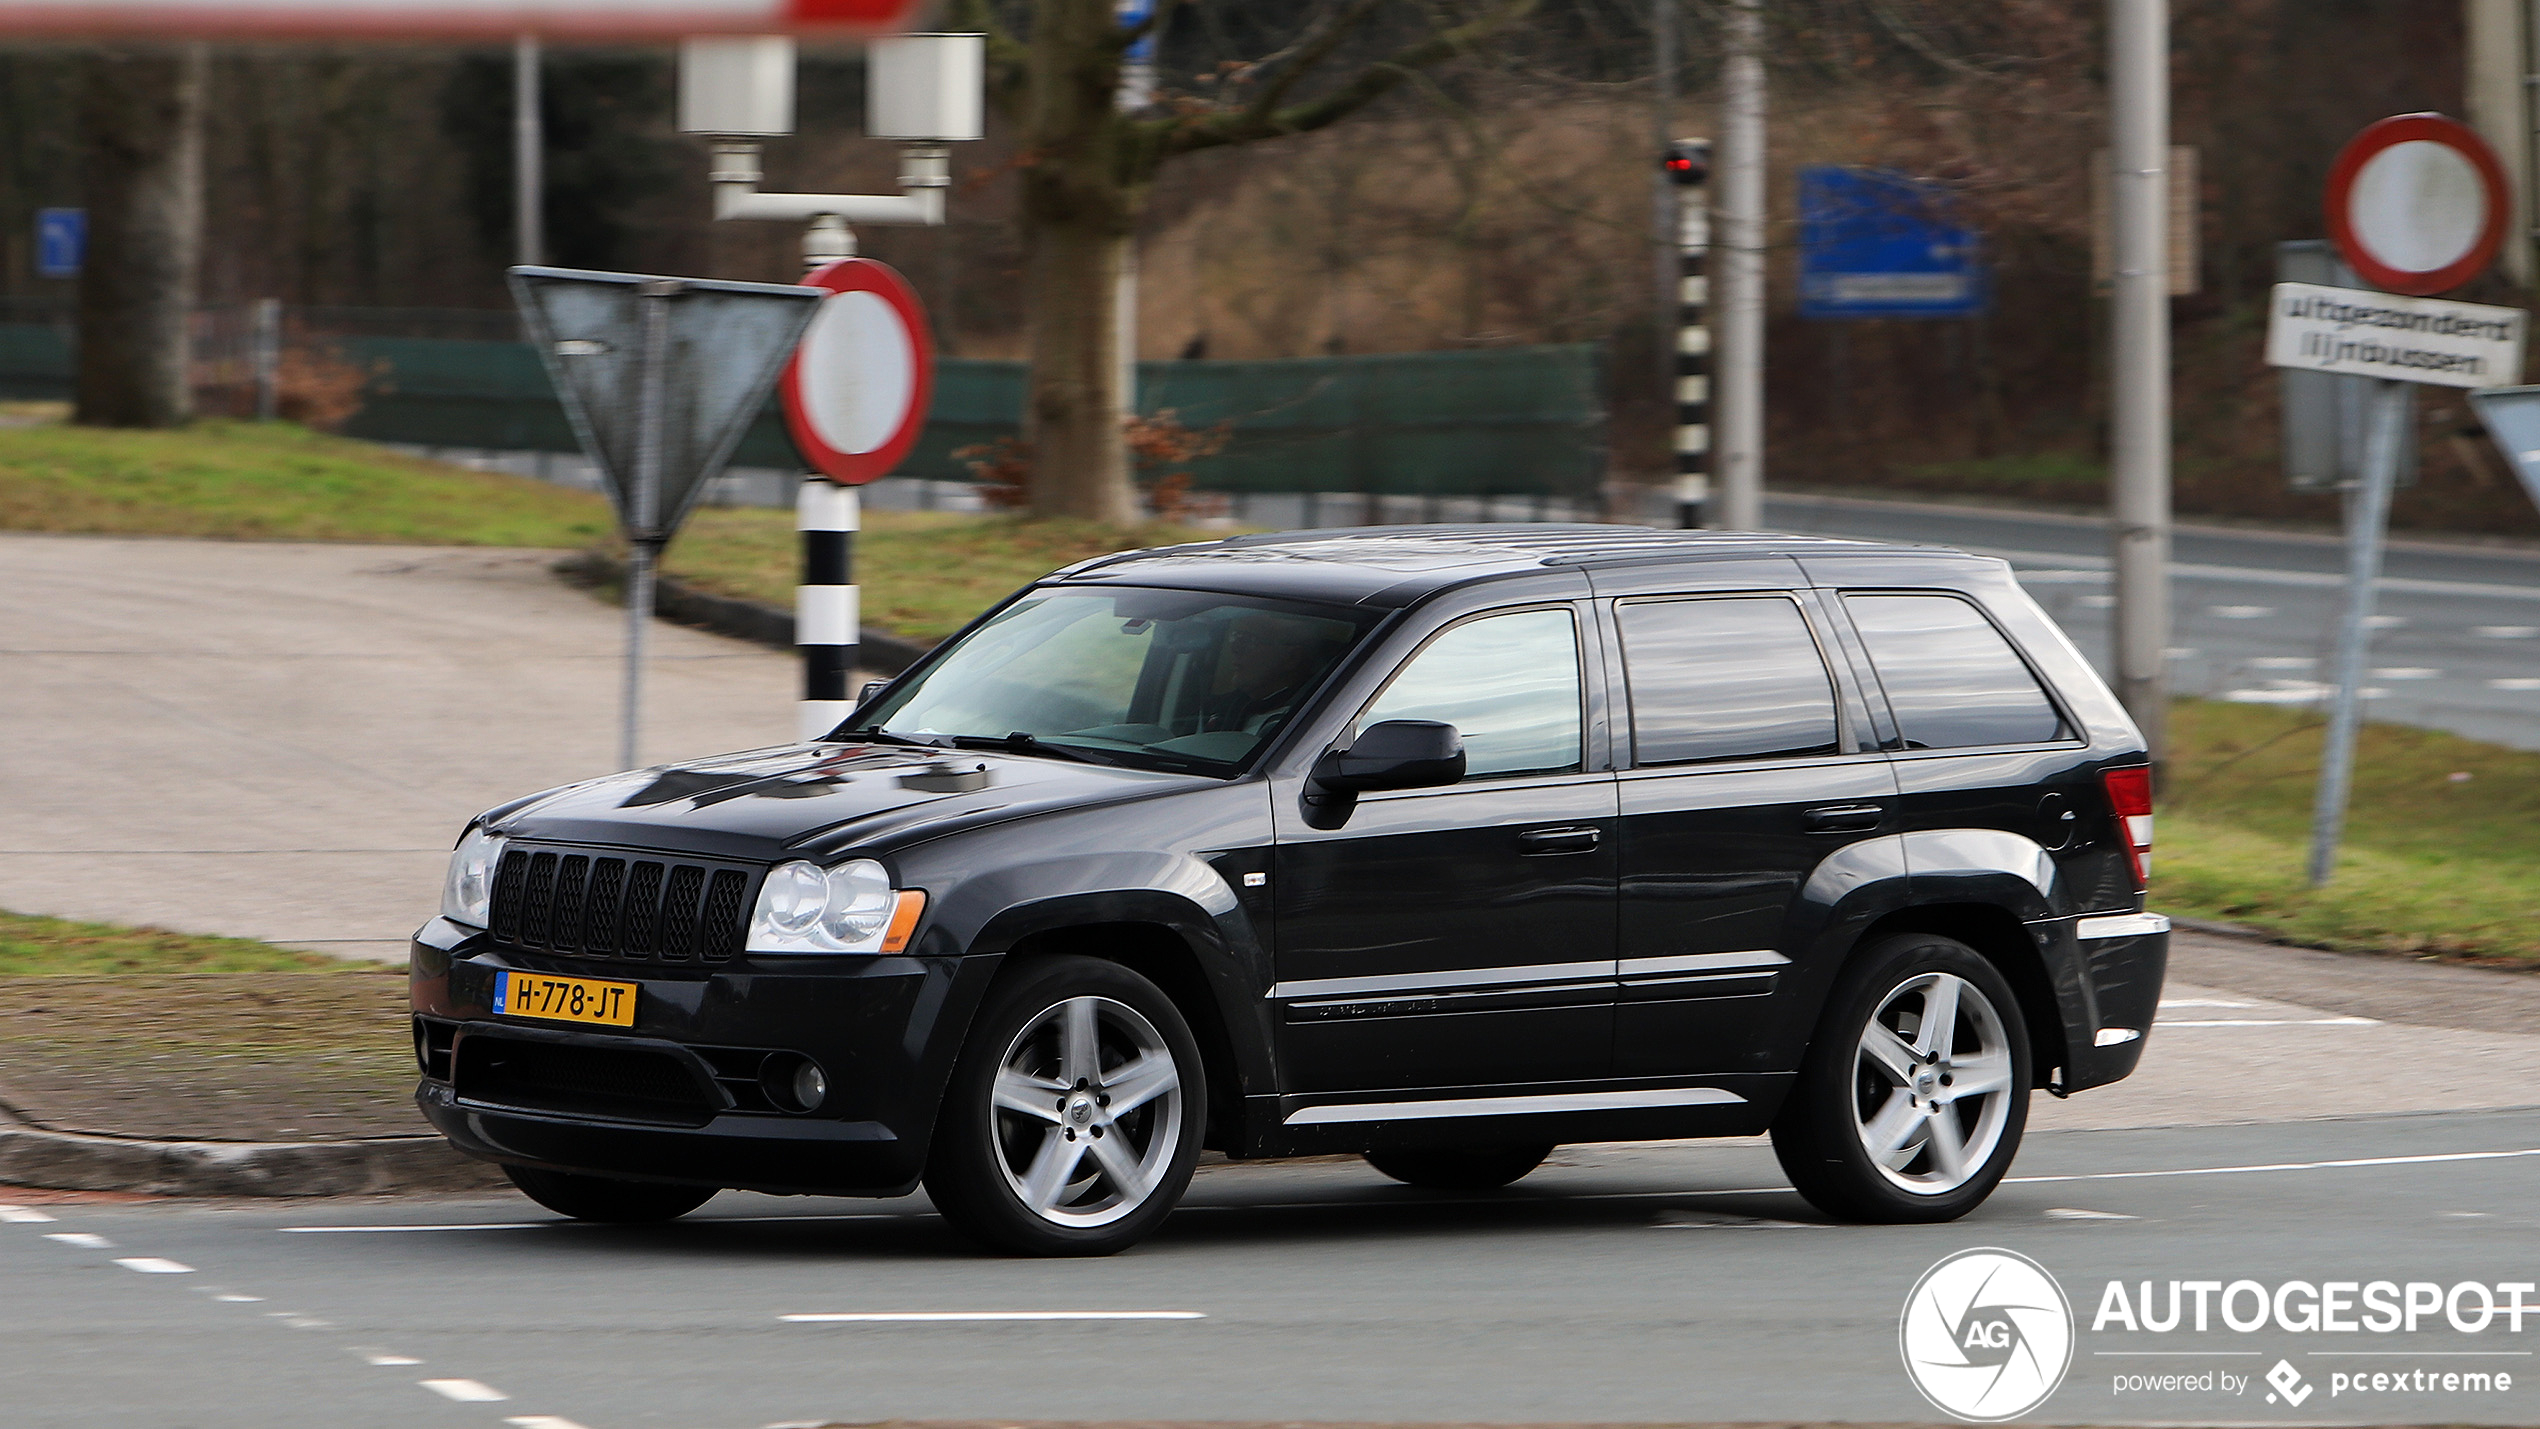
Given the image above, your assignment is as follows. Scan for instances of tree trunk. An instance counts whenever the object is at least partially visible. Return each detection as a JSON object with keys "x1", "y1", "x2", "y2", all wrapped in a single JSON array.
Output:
[
  {"x1": 1024, "y1": 217, "x2": 1137, "y2": 522},
  {"x1": 75, "y1": 45, "x2": 206, "y2": 429},
  {"x1": 1020, "y1": 0, "x2": 1138, "y2": 523}
]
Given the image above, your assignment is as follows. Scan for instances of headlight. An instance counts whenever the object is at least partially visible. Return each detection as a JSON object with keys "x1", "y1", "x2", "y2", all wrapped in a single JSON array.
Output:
[
  {"x1": 748, "y1": 858, "x2": 924, "y2": 954},
  {"x1": 441, "y1": 825, "x2": 504, "y2": 928}
]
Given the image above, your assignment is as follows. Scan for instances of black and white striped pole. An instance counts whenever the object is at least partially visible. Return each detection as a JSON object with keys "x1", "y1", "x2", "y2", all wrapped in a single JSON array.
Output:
[
  {"x1": 797, "y1": 477, "x2": 857, "y2": 740},
  {"x1": 1663, "y1": 138, "x2": 1712, "y2": 529}
]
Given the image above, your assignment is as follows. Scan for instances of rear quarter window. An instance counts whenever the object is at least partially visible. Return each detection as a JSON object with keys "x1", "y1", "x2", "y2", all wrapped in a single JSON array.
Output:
[{"x1": 1844, "y1": 593, "x2": 2066, "y2": 749}]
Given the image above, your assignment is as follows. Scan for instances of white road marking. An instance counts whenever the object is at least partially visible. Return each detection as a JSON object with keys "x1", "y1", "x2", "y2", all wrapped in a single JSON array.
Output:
[
  {"x1": 2247, "y1": 655, "x2": 2316, "y2": 669},
  {"x1": 213, "y1": 1293, "x2": 262, "y2": 1303},
  {"x1": 2209, "y1": 605, "x2": 2275, "y2": 619},
  {"x1": 2226, "y1": 682, "x2": 2388, "y2": 704},
  {"x1": 44, "y1": 1232, "x2": 111, "y2": 1248},
  {"x1": 113, "y1": 1257, "x2": 193, "y2": 1274},
  {"x1": 2475, "y1": 625, "x2": 2538, "y2": 638},
  {"x1": 281, "y1": 1222, "x2": 548, "y2": 1234},
  {"x1": 2365, "y1": 614, "x2": 2408, "y2": 629},
  {"x1": 2007, "y1": 1147, "x2": 2540, "y2": 1186},
  {"x1": 2493, "y1": 677, "x2": 2540, "y2": 691},
  {"x1": 505, "y1": 1418, "x2": 593, "y2": 1429},
  {"x1": 2045, "y1": 1207, "x2": 2138, "y2": 1220},
  {"x1": 2167, "y1": 647, "x2": 2198, "y2": 659},
  {"x1": 280, "y1": 1212, "x2": 898, "y2": 1234},
  {"x1": 0, "y1": 1205, "x2": 56, "y2": 1223},
  {"x1": 2372, "y1": 666, "x2": 2441, "y2": 679},
  {"x1": 2158, "y1": 1016, "x2": 2380, "y2": 1027},
  {"x1": 420, "y1": 1379, "x2": 509, "y2": 1403},
  {"x1": 780, "y1": 1311, "x2": 1207, "y2": 1323},
  {"x1": 357, "y1": 1349, "x2": 423, "y2": 1367}
]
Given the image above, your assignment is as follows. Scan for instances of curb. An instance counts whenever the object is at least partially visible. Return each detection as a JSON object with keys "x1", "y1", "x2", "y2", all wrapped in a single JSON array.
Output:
[
  {"x1": 553, "y1": 550, "x2": 936, "y2": 675},
  {"x1": 0, "y1": 1118, "x2": 506, "y2": 1198}
]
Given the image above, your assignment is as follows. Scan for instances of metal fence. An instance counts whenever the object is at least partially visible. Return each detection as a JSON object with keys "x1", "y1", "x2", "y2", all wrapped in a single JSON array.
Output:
[{"x1": 0, "y1": 305, "x2": 1608, "y2": 500}]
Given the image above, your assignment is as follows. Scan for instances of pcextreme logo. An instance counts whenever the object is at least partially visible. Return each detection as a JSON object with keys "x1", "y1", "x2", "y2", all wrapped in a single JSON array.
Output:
[{"x1": 1900, "y1": 1247, "x2": 2077, "y2": 1421}]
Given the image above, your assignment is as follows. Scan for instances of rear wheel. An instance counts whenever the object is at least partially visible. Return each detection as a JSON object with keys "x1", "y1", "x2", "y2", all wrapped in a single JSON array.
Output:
[
  {"x1": 1365, "y1": 1144, "x2": 1554, "y2": 1190},
  {"x1": 924, "y1": 955, "x2": 1205, "y2": 1256},
  {"x1": 1771, "y1": 934, "x2": 2030, "y2": 1223},
  {"x1": 503, "y1": 1165, "x2": 718, "y2": 1223}
]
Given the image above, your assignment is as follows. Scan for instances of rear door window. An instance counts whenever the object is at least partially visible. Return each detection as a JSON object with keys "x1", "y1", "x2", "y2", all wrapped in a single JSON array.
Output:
[
  {"x1": 1615, "y1": 596, "x2": 1840, "y2": 765},
  {"x1": 1844, "y1": 594, "x2": 2065, "y2": 749}
]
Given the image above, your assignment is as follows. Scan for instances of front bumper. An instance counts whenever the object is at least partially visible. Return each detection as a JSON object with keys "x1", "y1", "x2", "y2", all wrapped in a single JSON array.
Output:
[{"x1": 408, "y1": 917, "x2": 998, "y2": 1196}]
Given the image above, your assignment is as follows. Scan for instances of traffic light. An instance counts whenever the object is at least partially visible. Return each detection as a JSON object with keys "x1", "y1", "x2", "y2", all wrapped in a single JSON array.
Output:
[{"x1": 1662, "y1": 139, "x2": 1711, "y2": 186}]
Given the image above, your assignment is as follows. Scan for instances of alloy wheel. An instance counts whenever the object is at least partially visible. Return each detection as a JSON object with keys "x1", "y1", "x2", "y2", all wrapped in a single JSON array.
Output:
[
  {"x1": 1850, "y1": 971, "x2": 2017, "y2": 1195},
  {"x1": 989, "y1": 995, "x2": 1185, "y2": 1228}
]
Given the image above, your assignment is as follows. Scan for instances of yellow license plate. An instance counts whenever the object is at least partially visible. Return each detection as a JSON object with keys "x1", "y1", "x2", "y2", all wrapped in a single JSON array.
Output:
[{"x1": 494, "y1": 970, "x2": 637, "y2": 1028}]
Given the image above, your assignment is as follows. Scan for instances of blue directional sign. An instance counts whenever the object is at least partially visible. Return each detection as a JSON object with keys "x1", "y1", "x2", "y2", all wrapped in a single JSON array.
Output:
[
  {"x1": 1797, "y1": 167, "x2": 1985, "y2": 320},
  {"x1": 35, "y1": 207, "x2": 83, "y2": 279}
]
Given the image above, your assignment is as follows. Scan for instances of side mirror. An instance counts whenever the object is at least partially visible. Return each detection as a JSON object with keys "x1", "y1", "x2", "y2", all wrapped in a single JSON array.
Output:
[
  {"x1": 1312, "y1": 719, "x2": 1465, "y2": 794},
  {"x1": 857, "y1": 680, "x2": 890, "y2": 705}
]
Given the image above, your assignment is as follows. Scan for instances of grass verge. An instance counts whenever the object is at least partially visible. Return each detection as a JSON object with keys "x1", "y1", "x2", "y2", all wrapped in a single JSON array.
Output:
[
  {"x1": 0, "y1": 417, "x2": 1211, "y2": 644},
  {"x1": 0, "y1": 910, "x2": 348, "y2": 975},
  {"x1": 2158, "y1": 700, "x2": 2540, "y2": 963}
]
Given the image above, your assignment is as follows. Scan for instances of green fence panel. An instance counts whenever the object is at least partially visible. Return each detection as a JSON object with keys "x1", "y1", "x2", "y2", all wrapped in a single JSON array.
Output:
[{"x1": 0, "y1": 323, "x2": 1604, "y2": 497}]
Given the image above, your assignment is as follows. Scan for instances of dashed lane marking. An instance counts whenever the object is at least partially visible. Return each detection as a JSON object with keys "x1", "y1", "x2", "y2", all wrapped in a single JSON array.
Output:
[
  {"x1": 2158, "y1": 1016, "x2": 2380, "y2": 1027},
  {"x1": 2475, "y1": 625, "x2": 2538, "y2": 638},
  {"x1": 0, "y1": 1205, "x2": 56, "y2": 1223},
  {"x1": 780, "y1": 1311, "x2": 1207, "y2": 1323},
  {"x1": 420, "y1": 1379, "x2": 510, "y2": 1403},
  {"x1": 2208, "y1": 605, "x2": 2276, "y2": 619},
  {"x1": 356, "y1": 1348, "x2": 423, "y2": 1367},
  {"x1": 43, "y1": 1232, "x2": 111, "y2": 1248},
  {"x1": 2373, "y1": 666, "x2": 2441, "y2": 679},
  {"x1": 2045, "y1": 1207, "x2": 2139, "y2": 1220},
  {"x1": 2494, "y1": 677, "x2": 2540, "y2": 691},
  {"x1": 113, "y1": 1257, "x2": 194, "y2": 1274},
  {"x1": 212, "y1": 1293, "x2": 263, "y2": 1303}
]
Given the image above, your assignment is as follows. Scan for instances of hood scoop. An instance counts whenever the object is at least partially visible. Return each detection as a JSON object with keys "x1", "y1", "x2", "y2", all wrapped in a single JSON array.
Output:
[{"x1": 898, "y1": 759, "x2": 994, "y2": 794}]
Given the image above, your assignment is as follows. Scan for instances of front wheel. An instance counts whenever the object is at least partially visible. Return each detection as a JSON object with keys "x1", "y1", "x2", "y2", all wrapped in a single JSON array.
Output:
[
  {"x1": 1771, "y1": 934, "x2": 2031, "y2": 1223},
  {"x1": 923, "y1": 956, "x2": 1205, "y2": 1256},
  {"x1": 503, "y1": 1165, "x2": 718, "y2": 1223}
]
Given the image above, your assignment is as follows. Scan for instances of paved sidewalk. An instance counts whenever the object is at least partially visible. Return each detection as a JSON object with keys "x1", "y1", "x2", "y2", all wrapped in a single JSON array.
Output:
[{"x1": 0, "y1": 533, "x2": 807, "y2": 961}]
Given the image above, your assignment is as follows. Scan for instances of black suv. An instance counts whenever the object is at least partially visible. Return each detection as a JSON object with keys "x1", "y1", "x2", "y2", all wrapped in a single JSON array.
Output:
[{"x1": 413, "y1": 525, "x2": 2166, "y2": 1254}]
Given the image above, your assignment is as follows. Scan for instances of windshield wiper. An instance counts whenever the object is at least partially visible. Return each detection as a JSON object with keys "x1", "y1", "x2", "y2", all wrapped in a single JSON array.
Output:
[
  {"x1": 945, "y1": 732, "x2": 1113, "y2": 766},
  {"x1": 841, "y1": 728, "x2": 942, "y2": 749}
]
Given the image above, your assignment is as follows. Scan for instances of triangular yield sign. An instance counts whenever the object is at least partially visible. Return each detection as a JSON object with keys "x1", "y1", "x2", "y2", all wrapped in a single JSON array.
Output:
[{"x1": 510, "y1": 266, "x2": 826, "y2": 545}]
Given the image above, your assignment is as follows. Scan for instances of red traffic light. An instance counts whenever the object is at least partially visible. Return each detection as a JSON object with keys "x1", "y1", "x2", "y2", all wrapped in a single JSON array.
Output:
[{"x1": 1662, "y1": 140, "x2": 1710, "y2": 186}]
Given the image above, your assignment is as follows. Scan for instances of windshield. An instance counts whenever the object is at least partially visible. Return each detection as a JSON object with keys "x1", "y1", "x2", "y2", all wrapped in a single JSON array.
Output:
[{"x1": 845, "y1": 586, "x2": 1381, "y2": 775}]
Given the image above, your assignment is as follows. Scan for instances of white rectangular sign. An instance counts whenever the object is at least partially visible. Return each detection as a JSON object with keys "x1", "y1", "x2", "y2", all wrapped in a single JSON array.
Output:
[{"x1": 2265, "y1": 282, "x2": 2527, "y2": 390}]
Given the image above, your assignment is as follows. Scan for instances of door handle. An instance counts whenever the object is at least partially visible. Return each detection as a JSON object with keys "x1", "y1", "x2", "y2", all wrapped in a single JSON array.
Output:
[
  {"x1": 1518, "y1": 825, "x2": 1601, "y2": 855},
  {"x1": 1803, "y1": 803, "x2": 1886, "y2": 833}
]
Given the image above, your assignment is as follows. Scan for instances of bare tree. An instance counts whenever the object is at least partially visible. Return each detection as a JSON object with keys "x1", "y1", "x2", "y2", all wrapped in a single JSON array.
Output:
[
  {"x1": 75, "y1": 44, "x2": 207, "y2": 429},
  {"x1": 961, "y1": 0, "x2": 1538, "y2": 522}
]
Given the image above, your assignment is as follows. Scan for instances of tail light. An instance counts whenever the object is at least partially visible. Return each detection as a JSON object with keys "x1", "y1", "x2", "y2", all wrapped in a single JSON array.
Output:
[{"x1": 2101, "y1": 765, "x2": 2154, "y2": 888}]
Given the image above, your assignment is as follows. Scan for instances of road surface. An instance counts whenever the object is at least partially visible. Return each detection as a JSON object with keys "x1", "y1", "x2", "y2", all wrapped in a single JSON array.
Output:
[{"x1": 8, "y1": 935, "x2": 2539, "y2": 1429}]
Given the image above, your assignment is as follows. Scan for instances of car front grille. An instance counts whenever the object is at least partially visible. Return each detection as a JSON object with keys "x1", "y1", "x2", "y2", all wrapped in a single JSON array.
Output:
[{"x1": 491, "y1": 845, "x2": 755, "y2": 962}]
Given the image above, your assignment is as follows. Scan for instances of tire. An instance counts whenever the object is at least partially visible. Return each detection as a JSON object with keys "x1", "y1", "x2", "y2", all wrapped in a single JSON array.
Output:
[
  {"x1": 1770, "y1": 933, "x2": 2031, "y2": 1224},
  {"x1": 1365, "y1": 1144, "x2": 1554, "y2": 1190},
  {"x1": 503, "y1": 1165, "x2": 718, "y2": 1223},
  {"x1": 923, "y1": 955, "x2": 1206, "y2": 1256}
]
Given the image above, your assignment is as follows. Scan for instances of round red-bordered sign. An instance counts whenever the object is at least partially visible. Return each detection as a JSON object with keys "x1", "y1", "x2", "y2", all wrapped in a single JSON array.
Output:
[
  {"x1": 780, "y1": 257, "x2": 934, "y2": 485},
  {"x1": 2325, "y1": 113, "x2": 2510, "y2": 296}
]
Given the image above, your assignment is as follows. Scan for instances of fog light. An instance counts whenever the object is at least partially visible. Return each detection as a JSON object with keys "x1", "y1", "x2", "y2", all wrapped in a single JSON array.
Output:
[
  {"x1": 764, "y1": 1054, "x2": 828, "y2": 1113},
  {"x1": 792, "y1": 1060, "x2": 828, "y2": 1111}
]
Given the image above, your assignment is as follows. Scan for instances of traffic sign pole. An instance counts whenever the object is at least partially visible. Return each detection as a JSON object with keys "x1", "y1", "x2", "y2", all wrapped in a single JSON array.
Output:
[
  {"x1": 623, "y1": 278, "x2": 678, "y2": 772},
  {"x1": 2306, "y1": 379, "x2": 2410, "y2": 886}
]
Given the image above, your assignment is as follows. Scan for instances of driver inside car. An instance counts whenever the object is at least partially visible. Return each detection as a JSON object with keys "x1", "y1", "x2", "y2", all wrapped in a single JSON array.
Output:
[{"x1": 1203, "y1": 614, "x2": 1326, "y2": 735}]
